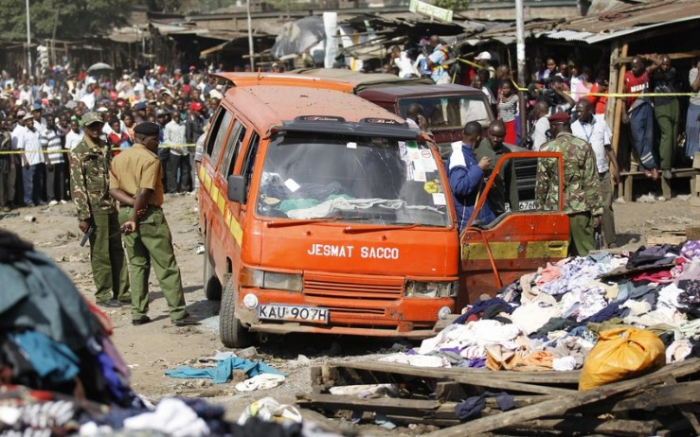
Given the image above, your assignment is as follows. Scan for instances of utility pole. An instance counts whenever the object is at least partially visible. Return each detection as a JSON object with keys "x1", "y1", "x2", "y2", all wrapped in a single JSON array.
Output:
[
  {"x1": 26, "y1": 0, "x2": 32, "y2": 76},
  {"x1": 515, "y1": 0, "x2": 527, "y2": 144},
  {"x1": 246, "y1": 0, "x2": 255, "y2": 71}
]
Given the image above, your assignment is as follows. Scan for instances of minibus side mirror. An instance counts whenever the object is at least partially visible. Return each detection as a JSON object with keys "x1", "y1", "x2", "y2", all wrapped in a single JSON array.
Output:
[{"x1": 227, "y1": 175, "x2": 246, "y2": 203}]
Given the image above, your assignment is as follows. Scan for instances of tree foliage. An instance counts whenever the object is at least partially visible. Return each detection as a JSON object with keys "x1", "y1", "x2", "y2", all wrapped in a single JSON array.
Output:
[
  {"x1": 0, "y1": 0, "x2": 134, "y2": 41},
  {"x1": 432, "y1": 0, "x2": 469, "y2": 11}
]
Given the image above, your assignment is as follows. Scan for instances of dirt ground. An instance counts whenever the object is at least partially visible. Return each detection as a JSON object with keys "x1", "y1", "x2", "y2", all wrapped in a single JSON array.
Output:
[{"x1": 0, "y1": 188, "x2": 694, "y2": 427}]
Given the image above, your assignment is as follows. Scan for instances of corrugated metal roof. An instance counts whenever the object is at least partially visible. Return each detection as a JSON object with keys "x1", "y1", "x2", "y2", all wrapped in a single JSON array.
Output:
[{"x1": 465, "y1": 0, "x2": 700, "y2": 45}]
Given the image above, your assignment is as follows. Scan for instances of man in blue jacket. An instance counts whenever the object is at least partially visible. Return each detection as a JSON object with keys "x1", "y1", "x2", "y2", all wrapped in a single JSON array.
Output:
[{"x1": 448, "y1": 121, "x2": 494, "y2": 232}]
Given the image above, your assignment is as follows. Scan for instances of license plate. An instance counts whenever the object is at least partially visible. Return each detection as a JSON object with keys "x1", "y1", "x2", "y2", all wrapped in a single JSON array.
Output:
[{"x1": 258, "y1": 305, "x2": 329, "y2": 324}]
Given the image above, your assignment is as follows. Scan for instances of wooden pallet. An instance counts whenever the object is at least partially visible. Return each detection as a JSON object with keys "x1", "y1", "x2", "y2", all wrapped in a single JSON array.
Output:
[
  {"x1": 299, "y1": 359, "x2": 700, "y2": 436},
  {"x1": 620, "y1": 168, "x2": 700, "y2": 202}
]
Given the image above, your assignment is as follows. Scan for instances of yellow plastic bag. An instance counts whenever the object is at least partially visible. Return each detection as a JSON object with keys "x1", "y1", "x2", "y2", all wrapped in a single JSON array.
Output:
[{"x1": 579, "y1": 328, "x2": 666, "y2": 391}]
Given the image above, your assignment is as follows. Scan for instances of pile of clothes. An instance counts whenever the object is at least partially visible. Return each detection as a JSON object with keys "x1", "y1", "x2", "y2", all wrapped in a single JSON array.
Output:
[
  {"x1": 0, "y1": 230, "x2": 328, "y2": 437},
  {"x1": 380, "y1": 241, "x2": 700, "y2": 372}
]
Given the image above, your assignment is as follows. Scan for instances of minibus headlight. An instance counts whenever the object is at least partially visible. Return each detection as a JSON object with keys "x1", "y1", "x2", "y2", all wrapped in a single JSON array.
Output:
[
  {"x1": 240, "y1": 268, "x2": 302, "y2": 292},
  {"x1": 404, "y1": 281, "x2": 458, "y2": 298},
  {"x1": 263, "y1": 272, "x2": 302, "y2": 292}
]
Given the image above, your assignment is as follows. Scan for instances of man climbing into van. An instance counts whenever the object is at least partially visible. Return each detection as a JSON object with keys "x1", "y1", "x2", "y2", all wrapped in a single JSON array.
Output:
[
  {"x1": 425, "y1": 36, "x2": 452, "y2": 85},
  {"x1": 448, "y1": 121, "x2": 494, "y2": 232}
]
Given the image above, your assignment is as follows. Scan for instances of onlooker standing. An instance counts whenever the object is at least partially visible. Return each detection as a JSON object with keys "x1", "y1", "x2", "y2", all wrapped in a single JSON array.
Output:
[
  {"x1": 475, "y1": 120, "x2": 519, "y2": 215},
  {"x1": 186, "y1": 102, "x2": 205, "y2": 193},
  {"x1": 69, "y1": 112, "x2": 130, "y2": 308},
  {"x1": 40, "y1": 116, "x2": 67, "y2": 205},
  {"x1": 156, "y1": 109, "x2": 170, "y2": 190},
  {"x1": 447, "y1": 121, "x2": 494, "y2": 232},
  {"x1": 536, "y1": 112, "x2": 602, "y2": 257},
  {"x1": 622, "y1": 56, "x2": 658, "y2": 180},
  {"x1": 497, "y1": 80, "x2": 519, "y2": 145},
  {"x1": 10, "y1": 113, "x2": 26, "y2": 207},
  {"x1": 424, "y1": 35, "x2": 451, "y2": 85},
  {"x1": 164, "y1": 110, "x2": 190, "y2": 193},
  {"x1": 572, "y1": 100, "x2": 619, "y2": 248},
  {"x1": 65, "y1": 119, "x2": 84, "y2": 151},
  {"x1": 108, "y1": 122, "x2": 197, "y2": 327},
  {"x1": 687, "y1": 59, "x2": 700, "y2": 158},
  {"x1": 18, "y1": 116, "x2": 45, "y2": 207},
  {"x1": 531, "y1": 100, "x2": 551, "y2": 152},
  {"x1": 0, "y1": 119, "x2": 15, "y2": 212},
  {"x1": 650, "y1": 54, "x2": 680, "y2": 179}
]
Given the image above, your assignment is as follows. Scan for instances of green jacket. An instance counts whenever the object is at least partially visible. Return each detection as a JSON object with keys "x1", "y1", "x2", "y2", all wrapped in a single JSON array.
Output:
[
  {"x1": 536, "y1": 132, "x2": 603, "y2": 216},
  {"x1": 69, "y1": 137, "x2": 115, "y2": 221}
]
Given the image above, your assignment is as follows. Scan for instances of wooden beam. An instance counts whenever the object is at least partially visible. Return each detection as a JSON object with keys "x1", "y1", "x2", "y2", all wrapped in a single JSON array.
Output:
[
  {"x1": 612, "y1": 41, "x2": 628, "y2": 198},
  {"x1": 423, "y1": 358, "x2": 700, "y2": 437},
  {"x1": 614, "y1": 50, "x2": 700, "y2": 65},
  {"x1": 503, "y1": 418, "x2": 660, "y2": 437},
  {"x1": 325, "y1": 362, "x2": 577, "y2": 395}
]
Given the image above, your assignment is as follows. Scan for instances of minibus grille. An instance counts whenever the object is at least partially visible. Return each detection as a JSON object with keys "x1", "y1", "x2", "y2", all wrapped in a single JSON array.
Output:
[{"x1": 303, "y1": 274, "x2": 403, "y2": 300}]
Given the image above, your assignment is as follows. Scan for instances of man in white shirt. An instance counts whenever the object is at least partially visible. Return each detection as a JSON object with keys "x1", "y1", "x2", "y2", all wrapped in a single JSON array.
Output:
[
  {"x1": 40, "y1": 116, "x2": 67, "y2": 205},
  {"x1": 65, "y1": 119, "x2": 84, "y2": 151},
  {"x1": 19, "y1": 84, "x2": 33, "y2": 105},
  {"x1": 572, "y1": 99, "x2": 619, "y2": 248},
  {"x1": 531, "y1": 100, "x2": 550, "y2": 151},
  {"x1": 164, "y1": 110, "x2": 190, "y2": 193},
  {"x1": 18, "y1": 116, "x2": 46, "y2": 207}
]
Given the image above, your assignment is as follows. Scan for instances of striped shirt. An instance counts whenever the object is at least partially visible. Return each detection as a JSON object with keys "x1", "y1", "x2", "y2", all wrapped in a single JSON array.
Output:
[{"x1": 40, "y1": 127, "x2": 64, "y2": 164}]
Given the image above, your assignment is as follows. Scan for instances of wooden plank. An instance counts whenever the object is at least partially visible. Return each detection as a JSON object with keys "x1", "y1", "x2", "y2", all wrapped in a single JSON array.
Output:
[
  {"x1": 646, "y1": 235, "x2": 687, "y2": 245},
  {"x1": 623, "y1": 173, "x2": 633, "y2": 203},
  {"x1": 609, "y1": 380, "x2": 700, "y2": 412},
  {"x1": 331, "y1": 361, "x2": 581, "y2": 385},
  {"x1": 504, "y1": 418, "x2": 659, "y2": 437},
  {"x1": 328, "y1": 362, "x2": 577, "y2": 395},
  {"x1": 297, "y1": 393, "x2": 442, "y2": 416},
  {"x1": 661, "y1": 175, "x2": 672, "y2": 200},
  {"x1": 694, "y1": 152, "x2": 700, "y2": 169},
  {"x1": 423, "y1": 358, "x2": 700, "y2": 437}
]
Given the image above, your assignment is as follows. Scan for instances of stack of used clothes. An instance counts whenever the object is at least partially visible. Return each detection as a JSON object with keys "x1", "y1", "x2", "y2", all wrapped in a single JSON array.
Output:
[
  {"x1": 380, "y1": 241, "x2": 700, "y2": 372},
  {"x1": 0, "y1": 230, "x2": 330, "y2": 437}
]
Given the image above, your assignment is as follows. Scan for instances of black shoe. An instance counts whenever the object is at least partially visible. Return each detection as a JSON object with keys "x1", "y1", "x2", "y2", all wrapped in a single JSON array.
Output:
[
  {"x1": 172, "y1": 315, "x2": 199, "y2": 326},
  {"x1": 96, "y1": 299, "x2": 122, "y2": 308},
  {"x1": 132, "y1": 316, "x2": 152, "y2": 326}
]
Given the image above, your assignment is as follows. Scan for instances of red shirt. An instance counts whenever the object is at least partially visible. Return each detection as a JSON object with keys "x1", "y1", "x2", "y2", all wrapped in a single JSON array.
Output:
[
  {"x1": 587, "y1": 83, "x2": 608, "y2": 115},
  {"x1": 623, "y1": 71, "x2": 649, "y2": 107}
]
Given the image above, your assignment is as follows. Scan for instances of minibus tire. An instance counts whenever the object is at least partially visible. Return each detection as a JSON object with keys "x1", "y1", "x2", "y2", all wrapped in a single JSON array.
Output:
[
  {"x1": 220, "y1": 275, "x2": 252, "y2": 348},
  {"x1": 203, "y1": 237, "x2": 222, "y2": 300}
]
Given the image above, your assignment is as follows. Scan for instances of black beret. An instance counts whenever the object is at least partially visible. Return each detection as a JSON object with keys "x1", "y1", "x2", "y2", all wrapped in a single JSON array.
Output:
[{"x1": 134, "y1": 122, "x2": 159, "y2": 136}]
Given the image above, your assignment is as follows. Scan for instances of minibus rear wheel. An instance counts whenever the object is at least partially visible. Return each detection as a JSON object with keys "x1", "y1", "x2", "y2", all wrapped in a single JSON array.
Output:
[
  {"x1": 220, "y1": 275, "x2": 252, "y2": 348},
  {"x1": 203, "y1": 237, "x2": 222, "y2": 300}
]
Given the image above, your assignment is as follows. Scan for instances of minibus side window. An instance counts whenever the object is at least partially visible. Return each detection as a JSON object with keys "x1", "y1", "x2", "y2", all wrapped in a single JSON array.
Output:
[
  {"x1": 220, "y1": 121, "x2": 247, "y2": 177},
  {"x1": 206, "y1": 110, "x2": 232, "y2": 165},
  {"x1": 240, "y1": 133, "x2": 260, "y2": 204}
]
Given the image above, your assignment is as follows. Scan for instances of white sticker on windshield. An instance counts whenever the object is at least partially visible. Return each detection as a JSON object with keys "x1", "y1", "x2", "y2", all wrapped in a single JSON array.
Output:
[
  {"x1": 408, "y1": 150, "x2": 421, "y2": 161},
  {"x1": 285, "y1": 178, "x2": 300, "y2": 192},
  {"x1": 432, "y1": 193, "x2": 446, "y2": 205},
  {"x1": 347, "y1": 142, "x2": 357, "y2": 149},
  {"x1": 413, "y1": 170, "x2": 426, "y2": 182},
  {"x1": 423, "y1": 158, "x2": 437, "y2": 172}
]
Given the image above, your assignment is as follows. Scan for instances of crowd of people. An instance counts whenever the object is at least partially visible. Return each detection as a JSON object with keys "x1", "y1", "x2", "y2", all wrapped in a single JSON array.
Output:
[{"x1": 0, "y1": 65, "x2": 226, "y2": 212}]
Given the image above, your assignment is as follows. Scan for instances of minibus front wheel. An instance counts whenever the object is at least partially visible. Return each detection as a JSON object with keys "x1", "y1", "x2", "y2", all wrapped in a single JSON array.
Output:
[{"x1": 220, "y1": 274, "x2": 253, "y2": 348}]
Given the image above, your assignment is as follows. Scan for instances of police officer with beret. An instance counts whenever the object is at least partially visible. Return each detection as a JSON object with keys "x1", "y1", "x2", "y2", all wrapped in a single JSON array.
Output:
[
  {"x1": 535, "y1": 112, "x2": 603, "y2": 256},
  {"x1": 108, "y1": 122, "x2": 197, "y2": 326},
  {"x1": 70, "y1": 112, "x2": 130, "y2": 308}
]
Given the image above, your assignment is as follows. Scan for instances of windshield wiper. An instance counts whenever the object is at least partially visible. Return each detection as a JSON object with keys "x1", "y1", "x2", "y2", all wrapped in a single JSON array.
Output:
[
  {"x1": 266, "y1": 216, "x2": 340, "y2": 228},
  {"x1": 342, "y1": 223, "x2": 419, "y2": 234}
]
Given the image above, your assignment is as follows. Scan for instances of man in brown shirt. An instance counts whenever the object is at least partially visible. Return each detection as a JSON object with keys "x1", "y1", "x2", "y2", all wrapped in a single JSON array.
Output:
[{"x1": 109, "y1": 122, "x2": 197, "y2": 326}]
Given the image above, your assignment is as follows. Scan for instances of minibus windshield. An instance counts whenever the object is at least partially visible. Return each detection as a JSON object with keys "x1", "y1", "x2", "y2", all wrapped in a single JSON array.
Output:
[{"x1": 256, "y1": 132, "x2": 450, "y2": 227}]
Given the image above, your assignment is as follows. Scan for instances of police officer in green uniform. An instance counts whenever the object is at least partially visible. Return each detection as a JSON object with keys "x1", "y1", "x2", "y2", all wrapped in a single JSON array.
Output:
[
  {"x1": 535, "y1": 112, "x2": 603, "y2": 256},
  {"x1": 108, "y1": 122, "x2": 197, "y2": 326},
  {"x1": 69, "y1": 112, "x2": 130, "y2": 307}
]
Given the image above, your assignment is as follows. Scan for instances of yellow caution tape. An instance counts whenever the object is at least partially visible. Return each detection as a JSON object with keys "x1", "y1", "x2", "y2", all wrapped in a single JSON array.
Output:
[{"x1": 0, "y1": 144, "x2": 197, "y2": 155}]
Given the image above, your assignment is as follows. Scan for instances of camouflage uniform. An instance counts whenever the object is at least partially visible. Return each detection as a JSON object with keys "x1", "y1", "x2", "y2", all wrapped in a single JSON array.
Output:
[
  {"x1": 70, "y1": 133, "x2": 130, "y2": 303},
  {"x1": 535, "y1": 132, "x2": 603, "y2": 256}
]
